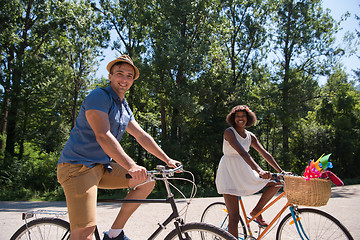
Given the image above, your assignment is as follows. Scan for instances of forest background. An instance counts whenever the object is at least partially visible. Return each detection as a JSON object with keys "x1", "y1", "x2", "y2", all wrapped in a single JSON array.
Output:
[{"x1": 1, "y1": 0, "x2": 360, "y2": 201}]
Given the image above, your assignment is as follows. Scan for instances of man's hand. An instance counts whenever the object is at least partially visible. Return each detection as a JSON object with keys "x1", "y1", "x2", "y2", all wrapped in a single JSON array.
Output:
[
  {"x1": 166, "y1": 159, "x2": 181, "y2": 169},
  {"x1": 128, "y1": 164, "x2": 148, "y2": 181}
]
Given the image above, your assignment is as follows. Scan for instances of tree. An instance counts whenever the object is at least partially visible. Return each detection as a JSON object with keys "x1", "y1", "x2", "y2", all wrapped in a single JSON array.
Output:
[
  {"x1": 55, "y1": 0, "x2": 109, "y2": 129},
  {"x1": 20, "y1": 0, "x2": 109, "y2": 153},
  {"x1": 0, "y1": 0, "x2": 108, "y2": 162},
  {"x1": 353, "y1": 5, "x2": 360, "y2": 85},
  {"x1": 218, "y1": 0, "x2": 270, "y2": 93},
  {"x1": 270, "y1": 0, "x2": 339, "y2": 165},
  {"x1": 0, "y1": 0, "x2": 69, "y2": 160},
  {"x1": 316, "y1": 69, "x2": 360, "y2": 178},
  {"x1": 145, "y1": 0, "x2": 214, "y2": 148}
]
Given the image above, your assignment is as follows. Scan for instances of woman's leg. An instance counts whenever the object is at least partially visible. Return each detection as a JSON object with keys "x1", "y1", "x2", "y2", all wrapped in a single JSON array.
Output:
[
  {"x1": 250, "y1": 181, "x2": 282, "y2": 223},
  {"x1": 223, "y1": 194, "x2": 240, "y2": 238}
]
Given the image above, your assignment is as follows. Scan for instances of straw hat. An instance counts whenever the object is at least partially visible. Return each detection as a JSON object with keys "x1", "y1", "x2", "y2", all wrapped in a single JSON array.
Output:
[{"x1": 106, "y1": 55, "x2": 140, "y2": 80}]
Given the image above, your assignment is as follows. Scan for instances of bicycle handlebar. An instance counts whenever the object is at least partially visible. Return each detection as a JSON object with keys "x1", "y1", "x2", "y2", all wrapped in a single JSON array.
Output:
[
  {"x1": 271, "y1": 172, "x2": 294, "y2": 182},
  {"x1": 125, "y1": 164, "x2": 184, "y2": 179},
  {"x1": 259, "y1": 172, "x2": 292, "y2": 182}
]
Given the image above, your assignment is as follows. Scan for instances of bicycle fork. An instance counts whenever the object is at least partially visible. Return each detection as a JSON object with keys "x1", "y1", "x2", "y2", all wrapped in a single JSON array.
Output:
[{"x1": 289, "y1": 206, "x2": 309, "y2": 240}]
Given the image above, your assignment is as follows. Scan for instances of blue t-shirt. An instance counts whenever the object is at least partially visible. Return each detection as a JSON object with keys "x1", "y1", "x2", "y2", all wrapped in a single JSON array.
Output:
[{"x1": 58, "y1": 86, "x2": 134, "y2": 168}]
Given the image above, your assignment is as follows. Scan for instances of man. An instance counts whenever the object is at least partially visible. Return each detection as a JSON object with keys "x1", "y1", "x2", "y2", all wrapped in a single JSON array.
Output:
[{"x1": 57, "y1": 55, "x2": 180, "y2": 240}]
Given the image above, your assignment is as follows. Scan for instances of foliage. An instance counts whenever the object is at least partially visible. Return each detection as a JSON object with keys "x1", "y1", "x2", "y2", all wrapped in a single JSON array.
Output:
[
  {"x1": 0, "y1": 143, "x2": 62, "y2": 200},
  {"x1": 0, "y1": 0, "x2": 360, "y2": 200},
  {"x1": 269, "y1": 0, "x2": 340, "y2": 167}
]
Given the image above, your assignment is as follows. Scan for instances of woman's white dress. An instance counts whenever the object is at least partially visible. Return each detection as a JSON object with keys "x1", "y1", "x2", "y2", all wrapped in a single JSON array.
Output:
[{"x1": 215, "y1": 127, "x2": 269, "y2": 196}]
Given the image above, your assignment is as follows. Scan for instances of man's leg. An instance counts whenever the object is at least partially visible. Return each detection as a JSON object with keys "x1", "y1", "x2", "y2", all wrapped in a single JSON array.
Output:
[
  {"x1": 110, "y1": 180, "x2": 155, "y2": 229},
  {"x1": 57, "y1": 163, "x2": 104, "y2": 240},
  {"x1": 98, "y1": 162, "x2": 155, "y2": 236},
  {"x1": 69, "y1": 226, "x2": 96, "y2": 240}
]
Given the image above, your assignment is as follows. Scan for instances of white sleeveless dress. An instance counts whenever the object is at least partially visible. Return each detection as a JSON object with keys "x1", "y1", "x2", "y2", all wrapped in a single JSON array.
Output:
[{"x1": 215, "y1": 127, "x2": 269, "y2": 196}]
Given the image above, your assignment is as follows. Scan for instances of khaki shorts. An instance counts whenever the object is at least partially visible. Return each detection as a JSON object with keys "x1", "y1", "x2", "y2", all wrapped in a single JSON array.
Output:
[{"x1": 57, "y1": 162, "x2": 129, "y2": 230}]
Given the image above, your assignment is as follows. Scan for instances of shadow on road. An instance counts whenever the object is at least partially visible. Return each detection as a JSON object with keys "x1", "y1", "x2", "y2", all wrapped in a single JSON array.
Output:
[
  {"x1": 0, "y1": 201, "x2": 66, "y2": 212},
  {"x1": 330, "y1": 186, "x2": 356, "y2": 198}
]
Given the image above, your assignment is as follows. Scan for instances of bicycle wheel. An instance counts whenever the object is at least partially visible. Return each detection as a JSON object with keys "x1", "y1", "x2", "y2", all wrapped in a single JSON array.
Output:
[
  {"x1": 10, "y1": 218, "x2": 70, "y2": 240},
  {"x1": 164, "y1": 222, "x2": 237, "y2": 240},
  {"x1": 276, "y1": 208, "x2": 353, "y2": 240},
  {"x1": 201, "y1": 202, "x2": 247, "y2": 239}
]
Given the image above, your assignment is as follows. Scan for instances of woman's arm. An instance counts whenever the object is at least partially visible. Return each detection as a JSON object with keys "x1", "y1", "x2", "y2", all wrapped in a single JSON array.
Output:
[{"x1": 250, "y1": 132, "x2": 283, "y2": 173}]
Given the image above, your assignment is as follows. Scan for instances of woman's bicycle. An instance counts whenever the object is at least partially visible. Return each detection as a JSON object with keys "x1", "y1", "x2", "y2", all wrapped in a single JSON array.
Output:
[
  {"x1": 200, "y1": 173, "x2": 354, "y2": 240},
  {"x1": 10, "y1": 165, "x2": 236, "y2": 240}
]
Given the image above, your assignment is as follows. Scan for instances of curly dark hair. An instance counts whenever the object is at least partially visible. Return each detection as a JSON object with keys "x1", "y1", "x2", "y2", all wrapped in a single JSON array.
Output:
[{"x1": 226, "y1": 105, "x2": 257, "y2": 127}]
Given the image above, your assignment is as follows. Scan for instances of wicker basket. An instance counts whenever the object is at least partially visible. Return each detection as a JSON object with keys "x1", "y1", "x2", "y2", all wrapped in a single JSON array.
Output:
[{"x1": 284, "y1": 175, "x2": 331, "y2": 207}]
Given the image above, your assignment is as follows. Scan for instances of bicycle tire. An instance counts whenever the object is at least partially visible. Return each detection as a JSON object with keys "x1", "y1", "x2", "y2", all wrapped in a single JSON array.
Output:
[
  {"x1": 276, "y1": 208, "x2": 354, "y2": 240},
  {"x1": 10, "y1": 217, "x2": 71, "y2": 240},
  {"x1": 200, "y1": 202, "x2": 247, "y2": 239},
  {"x1": 164, "y1": 222, "x2": 237, "y2": 240}
]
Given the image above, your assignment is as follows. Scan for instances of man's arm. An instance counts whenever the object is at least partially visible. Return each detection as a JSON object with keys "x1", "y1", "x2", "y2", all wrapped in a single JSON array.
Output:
[
  {"x1": 85, "y1": 109, "x2": 147, "y2": 180},
  {"x1": 126, "y1": 120, "x2": 180, "y2": 168}
]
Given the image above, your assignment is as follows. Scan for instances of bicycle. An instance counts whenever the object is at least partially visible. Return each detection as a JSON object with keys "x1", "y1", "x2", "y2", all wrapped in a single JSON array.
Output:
[
  {"x1": 200, "y1": 173, "x2": 354, "y2": 240},
  {"x1": 10, "y1": 165, "x2": 236, "y2": 240}
]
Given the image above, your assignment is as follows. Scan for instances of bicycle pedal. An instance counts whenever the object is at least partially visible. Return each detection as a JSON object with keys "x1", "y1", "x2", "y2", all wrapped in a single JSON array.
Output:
[{"x1": 248, "y1": 216, "x2": 268, "y2": 228}]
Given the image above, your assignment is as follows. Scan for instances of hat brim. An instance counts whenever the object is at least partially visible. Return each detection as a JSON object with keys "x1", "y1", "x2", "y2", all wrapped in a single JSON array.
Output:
[{"x1": 106, "y1": 58, "x2": 140, "y2": 80}]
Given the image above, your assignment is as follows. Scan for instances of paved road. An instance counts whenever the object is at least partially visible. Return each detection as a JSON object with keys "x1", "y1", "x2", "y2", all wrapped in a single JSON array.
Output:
[{"x1": 1, "y1": 184, "x2": 359, "y2": 239}]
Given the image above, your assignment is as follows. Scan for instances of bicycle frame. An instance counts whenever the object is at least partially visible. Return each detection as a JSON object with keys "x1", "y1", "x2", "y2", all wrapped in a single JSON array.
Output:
[
  {"x1": 98, "y1": 196, "x2": 185, "y2": 240},
  {"x1": 96, "y1": 167, "x2": 189, "y2": 240},
  {"x1": 11, "y1": 166, "x2": 238, "y2": 240},
  {"x1": 239, "y1": 191, "x2": 292, "y2": 240}
]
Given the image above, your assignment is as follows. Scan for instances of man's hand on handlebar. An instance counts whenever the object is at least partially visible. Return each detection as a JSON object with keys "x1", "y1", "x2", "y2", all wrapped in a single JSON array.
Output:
[
  {"x1": 128, "y1": 164, "x2": 148, "y2": 181},
  {"x1": 166, "y1": 158, "x2": 182, "y2": 169}
]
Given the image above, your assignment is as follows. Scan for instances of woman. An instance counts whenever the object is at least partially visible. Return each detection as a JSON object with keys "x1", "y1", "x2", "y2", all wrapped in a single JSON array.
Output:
[{"x1": 215, "y1": 105, "x2": 284, "y2": 237}]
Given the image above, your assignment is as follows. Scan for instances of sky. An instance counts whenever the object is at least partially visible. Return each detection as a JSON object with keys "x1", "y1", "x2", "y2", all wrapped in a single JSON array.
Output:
[
  {"x1": 95, "y1": 0, "x2": 360, "y2": 83},
  {"x1": 322, "y1": 0, "x2": 359, "y2": 80}
]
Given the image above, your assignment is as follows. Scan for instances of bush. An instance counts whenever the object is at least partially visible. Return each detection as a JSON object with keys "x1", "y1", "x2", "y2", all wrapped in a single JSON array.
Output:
[{"x1": 0, "y1": 142, "x2": 62, "y2": 201}]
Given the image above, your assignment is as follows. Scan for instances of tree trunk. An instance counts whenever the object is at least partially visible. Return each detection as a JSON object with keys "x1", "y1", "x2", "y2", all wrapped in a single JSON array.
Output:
[
  {"x1": 0, "y1": 89, "x2": 10, "y2": 152},
  {"x1": 71, "y1": 83, "x2": 79, "y2": 129},
  {"x1": 5, "y1": 84, "x2": 20, "y2": 159},
  {"x1": 160, "y1": 96, "x2": 167, "y2": 140},
  {"x1": 280, "y1": 1, "x2": 293, "y2": 166}
]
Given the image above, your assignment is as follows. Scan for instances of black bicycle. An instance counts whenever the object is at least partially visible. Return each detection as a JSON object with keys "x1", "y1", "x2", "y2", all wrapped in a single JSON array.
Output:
[{"x1": 11, "y1": 165, "x2": 236, "y2": 240}]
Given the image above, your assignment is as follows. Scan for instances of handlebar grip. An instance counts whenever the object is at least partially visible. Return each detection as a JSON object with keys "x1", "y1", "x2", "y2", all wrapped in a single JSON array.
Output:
[{"x1": 125, "y1": 165, "x2": 183, "y2": 179}]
